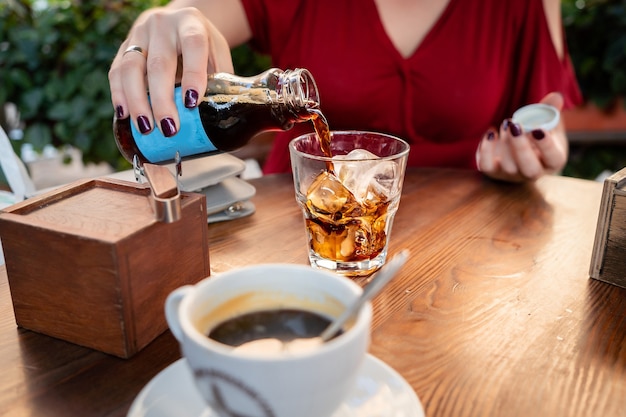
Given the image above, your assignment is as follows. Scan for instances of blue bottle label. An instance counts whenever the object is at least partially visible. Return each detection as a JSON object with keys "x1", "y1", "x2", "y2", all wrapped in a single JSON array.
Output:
[{"x1": 131, "y1": 86, "x2": 218, "y2": 162}]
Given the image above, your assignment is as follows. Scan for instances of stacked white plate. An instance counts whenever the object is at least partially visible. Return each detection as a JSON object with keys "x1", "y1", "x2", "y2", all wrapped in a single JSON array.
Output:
[{"x1": 106, "y1": 153, "x2": 256, "y2": 223}]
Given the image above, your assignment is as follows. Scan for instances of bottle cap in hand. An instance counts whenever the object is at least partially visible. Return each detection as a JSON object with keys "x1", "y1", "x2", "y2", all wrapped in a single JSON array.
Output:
[{"x1": 512, "y1": 103, "x2": 560, "y2": 132}]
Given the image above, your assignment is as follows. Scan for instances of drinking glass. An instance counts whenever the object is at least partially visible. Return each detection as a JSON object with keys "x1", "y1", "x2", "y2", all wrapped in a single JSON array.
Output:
[{"x1": 289, "y1": 131, "x2": 409, "y2": 277}]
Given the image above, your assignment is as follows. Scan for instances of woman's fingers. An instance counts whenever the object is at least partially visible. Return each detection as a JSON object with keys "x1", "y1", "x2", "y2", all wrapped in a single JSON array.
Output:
[
  {"x1": 109, "y1": 7, "x2": 234, "y2": 138},
  {"x1": 497, "y1": 120, "x2": 521, "y2": 178},
  {"x1": 143, "y1": 11, "x2": 182, "y2": 137},
  {"x1": 203, "y1": 19, "x2": 235, "y2": 74},
  {"x1": 507, "y1": 127, "x2": 545, "y2": 181},
  {"x1": 478, "y1": 121, "x2": 554, "y2": 183},
  {"x1": 478, "y1": 91, "x2": 569, "y2": 183},
  {"x1": 178, "y1": 13, "x2": 234, "y2": 110},
  {"x1": 476, "y1": 128, "x2": 498, "y2": 174},
  {"x1": 527, "y1": 128, "x2": 567, "y2": 173},
  {"x1": 177, "y1": 15, "x2": 211, "y2": 110},
  {"x1": 112, "y1": 33, "x2": 155, "y2": 134}
]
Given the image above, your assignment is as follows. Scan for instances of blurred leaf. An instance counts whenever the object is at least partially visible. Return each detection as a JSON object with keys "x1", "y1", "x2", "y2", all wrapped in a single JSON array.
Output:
[
  {"x1": 73, "y1": 131, "x2": 92, "y2": 153},
  {"x1": 6, "y1": 68, "x2": 32, "y2": 91},
  {"x1": 23, "y1": 122, "x2": 52, "y2": 150},
  {"x1": 53, "y1": 121, "x2": 73, "y2": 144},
  {"x1": 19, "y1": 88, "x2": 45, "y2": 119},
  {"x1": 47, "y1": 101, "x2": 74, "y2": 121}
]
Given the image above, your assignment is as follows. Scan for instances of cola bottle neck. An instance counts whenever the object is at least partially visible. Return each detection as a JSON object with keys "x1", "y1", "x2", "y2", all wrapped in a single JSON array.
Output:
[{"x1": 277, "y1": 68, "x2": 320, "y2": 121}]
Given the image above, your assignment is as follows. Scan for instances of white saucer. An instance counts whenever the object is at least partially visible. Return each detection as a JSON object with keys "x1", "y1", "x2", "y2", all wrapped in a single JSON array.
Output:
[{"x1": 127, "y1": 354, "x2": 425, "y2": 417}]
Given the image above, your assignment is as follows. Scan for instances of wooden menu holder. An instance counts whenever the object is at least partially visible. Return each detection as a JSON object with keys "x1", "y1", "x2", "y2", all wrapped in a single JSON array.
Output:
[
  {"x1": 590, "y1": 167, "x2": 626, "y2": 289},
  {"x1": 0, "y1": 165, "x2": 210, "y2": 358}
]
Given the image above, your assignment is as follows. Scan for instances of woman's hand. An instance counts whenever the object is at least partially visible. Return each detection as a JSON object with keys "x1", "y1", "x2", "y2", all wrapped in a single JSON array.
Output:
[
  {"x1": 108, "y1": 7, "x2": 234, "y2": 137},
  {"x1": 476, "y1": 92, "x2": 568, "y2": 183}
]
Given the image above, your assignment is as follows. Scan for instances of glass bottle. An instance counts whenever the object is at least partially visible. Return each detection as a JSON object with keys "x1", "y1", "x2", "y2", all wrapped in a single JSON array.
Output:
[{"x1": 113, "y1": 68, "x2": 320, "y2": 164}]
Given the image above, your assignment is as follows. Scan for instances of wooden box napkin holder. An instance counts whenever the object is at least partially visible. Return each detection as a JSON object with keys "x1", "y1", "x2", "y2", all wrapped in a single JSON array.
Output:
[
  {"x1": 590, "y1": 167, "x2": 626, "y2": 289},
  {"x1": 0, "y1": 168, "x2": 210, "y2": 358}
]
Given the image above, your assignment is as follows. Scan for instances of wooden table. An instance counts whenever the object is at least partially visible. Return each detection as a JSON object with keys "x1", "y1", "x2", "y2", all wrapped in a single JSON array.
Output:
[{"x1": 1, "y1": 168, "x2": 625, "y2": 417}]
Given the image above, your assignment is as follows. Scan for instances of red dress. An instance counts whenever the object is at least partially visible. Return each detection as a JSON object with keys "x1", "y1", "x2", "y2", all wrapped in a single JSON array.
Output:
[{"x1": 241, "y1": 0, "x2": 582, "y2": 174}]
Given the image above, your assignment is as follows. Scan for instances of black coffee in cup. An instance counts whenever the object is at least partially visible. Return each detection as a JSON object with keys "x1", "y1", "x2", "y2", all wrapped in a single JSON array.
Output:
[{"x1": 207, "y1": 308, "x2": 339, "y2": 353}]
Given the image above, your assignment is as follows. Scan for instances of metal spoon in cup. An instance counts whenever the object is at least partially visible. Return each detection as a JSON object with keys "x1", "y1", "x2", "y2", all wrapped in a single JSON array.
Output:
[
  {"x1": 232, "y1": 250, "x2": 410, "y2": 354},
  {"x1": 320, "y1": 249, "x2": 410, "y2": 342}
]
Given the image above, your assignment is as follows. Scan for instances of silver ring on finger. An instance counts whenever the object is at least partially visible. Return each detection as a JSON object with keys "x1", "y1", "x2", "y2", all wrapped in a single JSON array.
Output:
[{"x1": 123, "y1": 45, "x2": 147, "y2": 59}]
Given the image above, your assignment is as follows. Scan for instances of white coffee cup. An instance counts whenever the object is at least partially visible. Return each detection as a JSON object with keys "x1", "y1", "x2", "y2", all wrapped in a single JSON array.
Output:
[{"x1": 165, "y1": 264, "x2": 372, "y2": 417}]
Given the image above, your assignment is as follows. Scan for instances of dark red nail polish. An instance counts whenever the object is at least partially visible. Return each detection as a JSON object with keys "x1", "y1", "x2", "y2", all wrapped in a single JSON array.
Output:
[
  {"x1": 487, "y1": 131, "x2": 496, "y2": 141},
  {"x1": 532, "y1": 129, "x2": 545, "y2": 140},
  {"x1": 161, "y1": 117, "x2": 177, "y2": 137},
  {"x1": 184, "y1": 89, "x2": 199, "y2": 108},
  {"x1": 502, "y1": 119, "x2": 511, "y2": 131},
  {"x1": 137, "y1": 115, "x2": 151, "y2": 134},
  {"x1": 509, "y1": 122, "x2": 522, "y2": 137},
  {"x1": 115, "y1": 105, "x2": 124, "y2": 119}
]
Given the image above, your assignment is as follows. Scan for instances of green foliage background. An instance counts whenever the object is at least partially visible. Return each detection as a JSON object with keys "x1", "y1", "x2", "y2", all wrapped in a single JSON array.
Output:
[{"x1": 562, "y1": 0, "x2": 626, "y2": 111}]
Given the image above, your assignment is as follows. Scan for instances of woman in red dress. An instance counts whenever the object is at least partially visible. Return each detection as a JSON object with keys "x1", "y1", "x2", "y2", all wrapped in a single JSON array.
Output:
[{"x1": 109, "y1": 0, "x2": 582, "y2": 183}]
